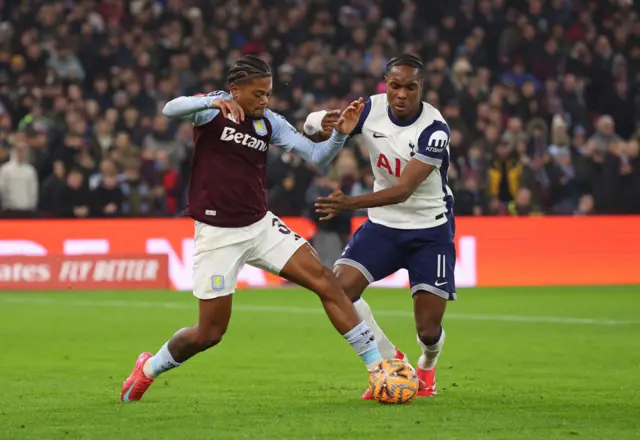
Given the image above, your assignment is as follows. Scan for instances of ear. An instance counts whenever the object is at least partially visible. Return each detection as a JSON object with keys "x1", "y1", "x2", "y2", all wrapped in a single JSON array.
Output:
[{"x1": 229, "y1": 82, "x2": 239, "y2": 99}]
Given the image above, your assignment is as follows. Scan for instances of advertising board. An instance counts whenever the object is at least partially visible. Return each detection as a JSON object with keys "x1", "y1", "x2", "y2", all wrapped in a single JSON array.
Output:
[{"x1": 0, "y1": 216, "x2": 638, "y2": 290}]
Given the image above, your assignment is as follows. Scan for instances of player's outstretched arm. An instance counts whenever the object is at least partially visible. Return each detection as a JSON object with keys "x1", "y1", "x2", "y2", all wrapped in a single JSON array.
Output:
[
  {"x1": 315, "y1": 121, "x2": 450, "y2": 220},
  {"x1": 266, "y1": 99, "x2": 365, "y2": 168},
  {"x1": 162, "y1": 92, "x2": 245, "y2": 126},
  {"x1": 315, "y1": 159, "x2": 435, "y2": 220}
]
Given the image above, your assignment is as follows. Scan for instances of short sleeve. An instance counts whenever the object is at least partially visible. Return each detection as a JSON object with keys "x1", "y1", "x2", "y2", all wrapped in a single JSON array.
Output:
[{"x1": 414, "y1": 120, "x2": 450, "y2": 167}]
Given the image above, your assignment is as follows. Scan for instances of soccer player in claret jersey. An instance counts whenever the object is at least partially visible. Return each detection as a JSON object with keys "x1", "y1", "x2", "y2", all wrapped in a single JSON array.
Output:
[
  {"x1": 306, "y1": 54, "x2": 456, "y2": 399},
  {"x1": 120, "y1": 55, "x2": 385, "y2": 402}
]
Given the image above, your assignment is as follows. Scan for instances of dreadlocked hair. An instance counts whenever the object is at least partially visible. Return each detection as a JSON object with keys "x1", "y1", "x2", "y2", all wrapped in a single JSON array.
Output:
[
  {"x1": 227, "y1": 55, "x2": 272, "y2": 84},
  {"x1": 386, "y1": 53, "x2": 425, "y2": 75}
]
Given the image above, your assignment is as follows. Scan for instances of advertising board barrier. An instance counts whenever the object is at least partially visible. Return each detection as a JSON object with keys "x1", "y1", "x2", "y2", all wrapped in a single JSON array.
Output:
[
  {"x1": 0, "y1": 216, "x2": 638, "y2": 290},
  {"x1": 0, "y1": 254, "x2": 169, "y2": 290}
]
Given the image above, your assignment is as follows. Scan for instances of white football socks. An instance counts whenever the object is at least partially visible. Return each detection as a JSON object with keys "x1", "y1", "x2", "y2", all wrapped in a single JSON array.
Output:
[
  {"x1": 143, "y1": 341, "x2": 181, "y2": 379},
  {"x1": 343, "y1": 320, "x2": 383, "y2": 371},
  {"x1": 353, "y1": 297, "x2": 398, "y2": 360},
  {"x1": 417, "y1": 328, "x2": 446, "y2": 371}
]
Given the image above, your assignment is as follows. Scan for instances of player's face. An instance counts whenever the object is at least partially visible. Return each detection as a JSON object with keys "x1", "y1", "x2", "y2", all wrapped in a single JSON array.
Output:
[
  {"x1": 385, "y1": 66, "x2": 422, "y2": 119},
  {"x1": 232, "y1": 77, "x2": 272, "y2": 119}
]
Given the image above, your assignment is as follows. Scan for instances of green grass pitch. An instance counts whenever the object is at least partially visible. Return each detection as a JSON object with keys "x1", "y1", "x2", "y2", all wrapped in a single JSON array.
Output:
[{"x1": 1, "y1": 286, "x2": 639, "y2": 440}]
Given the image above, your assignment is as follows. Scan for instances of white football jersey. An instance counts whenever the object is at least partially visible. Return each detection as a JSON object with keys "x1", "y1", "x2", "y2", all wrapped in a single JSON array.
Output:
[{"x1": 353, "y1": 93, "x2": 453, "y2": 230}]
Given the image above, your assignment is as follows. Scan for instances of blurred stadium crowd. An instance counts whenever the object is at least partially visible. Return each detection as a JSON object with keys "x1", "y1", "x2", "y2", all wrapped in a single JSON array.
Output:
[{"x1": 0, "y1": 0, "x2": 639, "y2": 226}]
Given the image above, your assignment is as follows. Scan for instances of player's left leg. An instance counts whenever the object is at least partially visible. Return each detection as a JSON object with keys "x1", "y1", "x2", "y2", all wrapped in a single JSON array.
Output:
[
  {"x1": 120, "y1": 220, "x2": 250, "y2": 402},
  {"x1": 406, "y1": 222, "x2": 457, "y2": 397},
  {"x1": 413, "y1": 291, "x2": 448, "y2": 397},
  {"x1": 248, "y1": 213, "x2": 383, "y2": 371},
  {"x1": 121, "y1": 296, "x2": 234, "y2": 402}
]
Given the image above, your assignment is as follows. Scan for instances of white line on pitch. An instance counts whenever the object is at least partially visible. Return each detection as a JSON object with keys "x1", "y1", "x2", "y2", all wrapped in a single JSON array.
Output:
[{"x1": 1, "y1": 296, "x2": 639, "y2": 326}]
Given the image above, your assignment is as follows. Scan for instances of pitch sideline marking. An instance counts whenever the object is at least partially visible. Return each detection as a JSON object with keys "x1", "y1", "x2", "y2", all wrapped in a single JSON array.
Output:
[{"x1": 0, "y1": 296, "x2": 639, "y2": 326}]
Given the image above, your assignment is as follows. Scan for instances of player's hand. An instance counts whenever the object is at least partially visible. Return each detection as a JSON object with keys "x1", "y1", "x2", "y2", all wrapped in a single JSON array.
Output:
[
  {"x1": 211, "y1": 98, "x2": 245, "y2": 122},
  {"x1": 335, "y1": 98, "x2": 365, "y2": 135},
  {"x1": 315, "y1": 189, "x2": 355, "y2": 221},
  {"x1": 321, "y1": 110, "x2": 340, "y2": 132}
]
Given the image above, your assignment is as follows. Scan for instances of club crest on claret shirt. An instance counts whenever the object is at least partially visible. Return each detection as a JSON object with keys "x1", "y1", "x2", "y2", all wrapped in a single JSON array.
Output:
[{"x1": 253, "y1": 119, "x2": 268, "y2": 136}]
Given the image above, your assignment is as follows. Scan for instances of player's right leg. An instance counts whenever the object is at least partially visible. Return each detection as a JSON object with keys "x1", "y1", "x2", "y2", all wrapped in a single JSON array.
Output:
[
  {"x1": 120, "y1": 221, "x2": 249, "y2": 402},
  {"x1": 249, "y1": 212, "x2": 383, "y2": 372},
  {"x1": 334, "y1": 220, "x2": 407, "y2": 399}
]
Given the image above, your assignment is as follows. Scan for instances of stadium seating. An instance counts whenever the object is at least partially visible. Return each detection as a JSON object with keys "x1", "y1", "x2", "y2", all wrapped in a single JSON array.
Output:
[{"x1": 0, "y1": 0, "x2": 638, "y2": 223}]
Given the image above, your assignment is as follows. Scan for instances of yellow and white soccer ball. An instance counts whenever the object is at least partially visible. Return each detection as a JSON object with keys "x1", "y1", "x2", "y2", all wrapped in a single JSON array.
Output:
[{"x1": 369, "y1": 359, "x2": 419, "y2": 404}]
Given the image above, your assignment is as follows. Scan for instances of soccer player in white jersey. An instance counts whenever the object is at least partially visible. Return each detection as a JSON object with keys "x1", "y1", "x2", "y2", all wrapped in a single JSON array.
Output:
[{"x1": 305, "y1": 54, "x2": 455, "y2": 399}]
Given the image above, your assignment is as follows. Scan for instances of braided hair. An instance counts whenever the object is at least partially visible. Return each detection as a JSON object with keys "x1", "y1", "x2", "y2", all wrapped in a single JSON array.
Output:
[
  {"x1": 227, "y1": 55, "x2": 272, "y2": 84},
  {"x1": 385, "y1": 53, "x2": 425, "y2": 76}
]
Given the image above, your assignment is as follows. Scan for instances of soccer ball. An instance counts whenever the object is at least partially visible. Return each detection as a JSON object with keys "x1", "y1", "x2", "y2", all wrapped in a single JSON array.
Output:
[{"x1": 369, "y1": 359, "x2": 419, "y2": 404}]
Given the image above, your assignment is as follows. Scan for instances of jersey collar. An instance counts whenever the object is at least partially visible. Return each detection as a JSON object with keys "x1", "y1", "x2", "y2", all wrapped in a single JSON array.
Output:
[{"x1": 387, "y1": 102, "x2": 423, "y2": 127}]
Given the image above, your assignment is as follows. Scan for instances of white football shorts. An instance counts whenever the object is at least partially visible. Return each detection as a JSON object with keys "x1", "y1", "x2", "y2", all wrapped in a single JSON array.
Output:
[{"x1": 192, "y1": 211, "x2": 307, "y2": 299}]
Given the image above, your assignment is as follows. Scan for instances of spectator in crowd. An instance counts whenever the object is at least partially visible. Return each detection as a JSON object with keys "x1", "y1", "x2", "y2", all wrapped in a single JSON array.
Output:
[
  {"x1": 587, "y1": 116, "x2": 622, "y2": 155},
  {"x1": 0, "y1": 142, "x2": 38, "y2": 217},
  {"x1": 89, "y1": 119, "x2": 115, "y2": 165},
  {"x1": 305, "y1": 173, "x2": 351, "y2": 268},
  {"x1": 267, "y1": 148, "x2": 315, "y2": 217},
  {"x1": 142, "y1": 116, "x2": 185, "y2": 170},
  {"x1": 487, "y1": 139, "x2": 524, "y2": 206},
  {"x1": 546, "y1": 145, "x2": 580, "y2": 214},
  {"x1": 89, "y1": 157, "x2": 120, "y2": 190},
  {"x1": 91, "y1": 169, "x2": 125, "y2": 218},
  {"x1": 142, "y1": 149, "x2": 182, "y2": 216},
  {"x1": 120, "y1": 158, "x2": 158, "y2": 217},
  {"x1": 453, "y1": 176, "x2": 484, "y2": 216},
  {"x1": 576, "y1": 193, "x2": 595, "y2": 216},
  {"x1": 39, "y1": 159, "x2": 66, "y2": 216},
  {"x1": 110, "y1": 132, "x2": 139, "y2": 171},
  {"x1": 508, "y1": 187, "x2": 542, "y2": 216},
  {"x1": 57, "y1": 167, "x2": 91, "y2": 219},
  {"x1": 47, "y1": 44, "x2": 85, "y2": 82}
]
